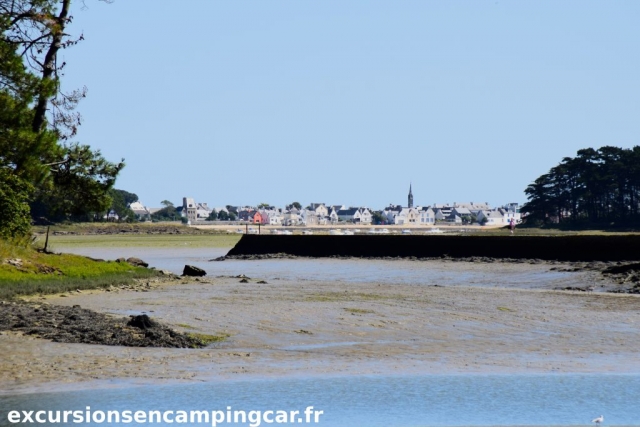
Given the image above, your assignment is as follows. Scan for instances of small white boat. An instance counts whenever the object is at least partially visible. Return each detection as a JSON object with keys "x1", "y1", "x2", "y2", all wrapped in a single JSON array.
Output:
[
  {"x1": 380, "y1": 228, "x2": 390, "y2": 234},
  {"x1": 427, "y1": 228, "x2": 443, "y2": 234},
  {"x1": 402, "y1": 229, "x2": 411, "y2": 234},
  {"x1": 343, "y1": 230, "x2": 354, "y2": 235},
  {"x1": 302, "y1": 230, "x2": 314, "y2": 235},
  {"x1": 367, "y1": 228, "x2": 377, "y2": 234},
  {"x1": 329, "y1": 229, "x2": 344, "y2": 235}
]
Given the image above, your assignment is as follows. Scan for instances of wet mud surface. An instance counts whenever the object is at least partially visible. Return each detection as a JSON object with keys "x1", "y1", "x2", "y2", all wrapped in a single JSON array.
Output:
[{"x1": 2, "y1": 260, "x2": 640, "y2": 395}]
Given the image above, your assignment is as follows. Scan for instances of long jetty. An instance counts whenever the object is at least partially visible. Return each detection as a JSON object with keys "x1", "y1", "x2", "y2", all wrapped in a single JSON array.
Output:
[{"x1": 226, "y1": 234, "x2": 640, "y2": 262}]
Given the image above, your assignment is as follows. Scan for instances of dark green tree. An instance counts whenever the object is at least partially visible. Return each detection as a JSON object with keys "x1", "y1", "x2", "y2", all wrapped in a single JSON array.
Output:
[
  {"x1": 0, "y1": 168, "x2": 33, "y2": 239},
  {"x1": 523, "y1": 146, "x2": 640, "y2": 226},
  {"x1": 371, "y1": 211, "x2": 386, "y2": 225},
  {"x1": 151, "y1": 206, "x2": 179, "y2": 221},
  {"x1": 106, "y1": 188, "x2": 138, "y2": 222},
  {"x1": 206, "y1": 209, "x2": 218, "y2": 221},
  {"x1": 0, "y1": 0, "x2": 123, "y2": 234}
]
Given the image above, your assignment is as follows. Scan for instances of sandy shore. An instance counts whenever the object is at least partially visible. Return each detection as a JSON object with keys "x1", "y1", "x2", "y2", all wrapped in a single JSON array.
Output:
[{"x1": 2, "y1": 262, "x2": 640, "y2": 395}]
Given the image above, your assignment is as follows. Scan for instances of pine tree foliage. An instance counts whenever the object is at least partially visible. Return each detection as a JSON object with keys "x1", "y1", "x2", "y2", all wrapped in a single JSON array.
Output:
[
  {"x1": 0, "y1": 0, "x2": 123, "y2": 236},
  {"x1": 522, "y1": 146, "x2": 640, "y2": 226}
]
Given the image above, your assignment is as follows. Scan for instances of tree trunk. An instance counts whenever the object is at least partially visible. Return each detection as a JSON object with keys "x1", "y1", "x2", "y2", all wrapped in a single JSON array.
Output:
[{"x1": 31, "y1": 0, "x2": 71, "y2": 133}]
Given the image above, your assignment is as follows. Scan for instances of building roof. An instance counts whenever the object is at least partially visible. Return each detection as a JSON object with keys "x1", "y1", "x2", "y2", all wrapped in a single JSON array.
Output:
[
  {"x1": 452, "y1": 207, "x2": 472, "y2": 215},
  {"x1": 482, "y1": 210, "x2": 505, "y2": 218},
  {"x1": 337, "y1": 208, "x2": 359, "y2": 216}
]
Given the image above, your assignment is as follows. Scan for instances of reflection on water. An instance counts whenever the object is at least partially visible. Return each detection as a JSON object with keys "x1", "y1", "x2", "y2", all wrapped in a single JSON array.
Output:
[
  {"x1": 1, "y1": 374, "x2": 639, "y2": 426},
  {"x1": 57, "y1": 246, "x2": 582, "y2": 290}
]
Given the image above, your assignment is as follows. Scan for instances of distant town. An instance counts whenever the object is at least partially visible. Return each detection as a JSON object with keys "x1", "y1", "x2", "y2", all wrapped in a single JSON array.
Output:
[{"x1": 121, "y1": 185, "x2": 521, "y2": 228}]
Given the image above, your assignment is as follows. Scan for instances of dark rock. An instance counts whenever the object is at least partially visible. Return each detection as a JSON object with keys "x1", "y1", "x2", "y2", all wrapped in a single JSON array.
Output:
[
  {"x1": 183, "y1": 265, "x2": 206, "y2": 277},
  {"x1": 602, "y1": 262, "x2": 640, "y2": 275},
  {"x1": 126, "y1": 257, "x2": 149, "y2": 268},
  {"x1": 127, "y1": 314, "x2": 157, "y2": 329},
  {"x1": 239, "y1": 278, "x2": 249, "y2": 283},
  {"x1": 116, "y1": 258, "x2": 126, "y2": 263},
  {"x1": 558, "y1": 286, "x2": 592, "y2": 292}
]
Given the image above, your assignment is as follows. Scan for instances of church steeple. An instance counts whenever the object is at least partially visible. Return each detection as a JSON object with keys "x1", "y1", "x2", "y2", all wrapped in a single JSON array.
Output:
[{"x1": 408, "y1": 183, "x2": 413, "y2": 208}]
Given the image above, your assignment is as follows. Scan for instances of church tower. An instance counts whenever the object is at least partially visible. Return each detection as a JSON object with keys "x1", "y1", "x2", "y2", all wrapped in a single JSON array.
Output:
[{"x1": 408, "y1": 183, "x2": 413, "y2": 208}]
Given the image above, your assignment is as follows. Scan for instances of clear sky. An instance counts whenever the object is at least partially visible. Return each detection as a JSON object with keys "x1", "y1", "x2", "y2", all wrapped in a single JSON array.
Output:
[{"x1": 61, "y1": 0, "x2": 640, "y2": 209}]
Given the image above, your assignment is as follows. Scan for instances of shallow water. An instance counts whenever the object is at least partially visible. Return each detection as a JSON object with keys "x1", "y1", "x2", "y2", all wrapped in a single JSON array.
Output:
[
  {"x1": 1, "y1": 374, "x2": 639, "y2": 426},
  {"x1": 58, "y1": 246, "x2": 586, "y2": 290}
]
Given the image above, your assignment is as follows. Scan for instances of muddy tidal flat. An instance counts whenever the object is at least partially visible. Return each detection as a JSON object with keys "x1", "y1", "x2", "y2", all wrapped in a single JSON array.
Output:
[{"x1": 1, "y1": 260, "x2": 640, "y2": 396}]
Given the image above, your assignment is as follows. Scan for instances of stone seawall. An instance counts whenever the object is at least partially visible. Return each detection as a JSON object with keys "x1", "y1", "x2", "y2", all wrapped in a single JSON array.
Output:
[{"x1": 226, "y1": 235, "x2": 640, "y2": 262}]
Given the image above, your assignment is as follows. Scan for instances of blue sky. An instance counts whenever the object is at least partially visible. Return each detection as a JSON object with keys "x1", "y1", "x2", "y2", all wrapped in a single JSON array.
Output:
[{"x1": 61, "y1": 1, "x2": 640, "y2": 209}]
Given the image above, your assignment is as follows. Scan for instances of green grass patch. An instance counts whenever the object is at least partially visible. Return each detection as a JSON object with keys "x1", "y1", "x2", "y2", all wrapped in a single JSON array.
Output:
[
  {"x1": 306, "y1": 292, "x2": 402, "y2": 302},
  {"x1": 176, "y1": 323, "x2": 195, "y2": 329},
  {"x1": 343, "y1": 307, "x2": 375, "y2": 314},
  {"x1": 187, "y1": 332, "x2": 230, "y2": 346},
  {"x1": 0, "y1": 239, "x2": 159, "y2": 299}
]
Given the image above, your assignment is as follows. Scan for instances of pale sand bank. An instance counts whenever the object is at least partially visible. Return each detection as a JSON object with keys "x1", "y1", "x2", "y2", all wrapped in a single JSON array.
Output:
[{"x1": 1, "y1": 262, "x2": 639, "y2": 395}]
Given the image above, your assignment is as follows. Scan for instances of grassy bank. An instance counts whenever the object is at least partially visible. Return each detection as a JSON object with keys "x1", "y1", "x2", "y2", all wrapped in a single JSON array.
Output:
[
  {"x1": 0, "y1": 240, "x2": 159, "y2": 300},
  {"x1": 46, "y1": 233, "x2": 241, "y2": 249},
  {"x1": 32, "y1": 223, "x2": 241, "y2": 249}
]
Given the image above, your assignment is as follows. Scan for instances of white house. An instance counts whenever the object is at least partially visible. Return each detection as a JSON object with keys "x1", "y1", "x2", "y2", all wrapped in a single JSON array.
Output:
[
  {"x1": 264, "y1": 209, "x2": 283, "y2": 225},
  {"x1": 419, "y1": 207, "x2": 436, "y2": 225},
  {"x1": 283, "y1": 208, "x2": 301, "y2": 226},
  {"x1": 336, "y1": 207, "x2": 373, "y2": 224},
  {"x1": 300, "y1": 209, "x2": 320, "y2": 226},
  {"x1": 309, "y1": 203, "x2": 329, "y2": 217},
  {"x1": 499, "y1": 208, "x2": 522, "y2": 224},
  {"x1": 357, "y1": 208, "x2": 372, "y2": 225},
  {"x1": 337, "y1": 208, "x2": 359, "y2": 222},
  {"x1": 196, "y1": 202, "x2": 213, "y2": 219},
  {"x1": 383, "y1": 205, "x2": 403, "y2": 224},
  {"x1": 477, "y1": 210, "x2": 507, "y2": 225},
  {"x1": 432, "y1": 204, "x2": 453, "y2": 221},
  {"x1": 329, "y1": 208, "x2": 339, "y2": 223},
  {"x1": 129, "y1": 201, "x2": 150, "y2": 221},
  {"x1": 392, "y1": 208, "x2": 420, "y2": 225}
]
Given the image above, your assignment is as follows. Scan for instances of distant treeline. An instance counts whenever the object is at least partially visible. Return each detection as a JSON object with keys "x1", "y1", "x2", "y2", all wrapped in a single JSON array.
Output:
[{"x1": 523, "y1": 146, "x2": 640, "y2": 226}]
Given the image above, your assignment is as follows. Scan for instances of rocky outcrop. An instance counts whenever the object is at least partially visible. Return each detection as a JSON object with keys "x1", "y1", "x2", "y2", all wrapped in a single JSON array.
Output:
[
  {"x1": 0, "y1": 303, "x2": 210, "y2": 348},
  {"x1": 126, "y1": 257, "x2": 149, "y2": 268},
  {"x1": 182, "y1": 265, "x2": 206, "y2": 277}
]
